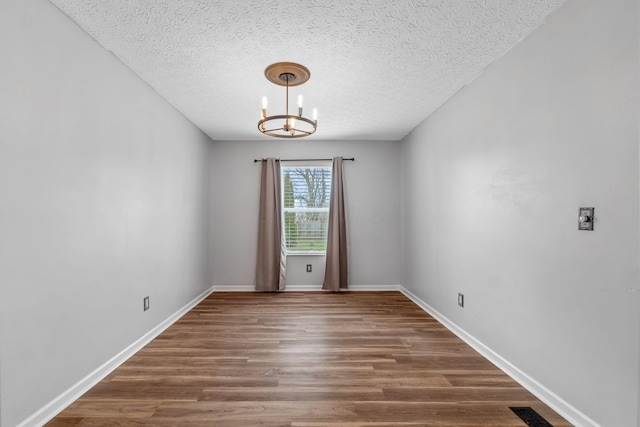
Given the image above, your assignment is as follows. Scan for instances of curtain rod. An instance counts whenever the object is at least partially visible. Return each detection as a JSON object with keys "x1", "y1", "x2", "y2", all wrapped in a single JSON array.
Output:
[{"x1": 253, "y1": 158, "x2": 355, "y2": 163}]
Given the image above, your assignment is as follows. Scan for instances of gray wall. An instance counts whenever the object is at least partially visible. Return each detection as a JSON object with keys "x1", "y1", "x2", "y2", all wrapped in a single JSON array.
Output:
[
  {"x1": 210, "y1": 140, "x2": 402, "y2": 289},
  {"x1": 400, "y1": 0, "x2": 639, "y2": 425},
  {"x1": 2, "y1": 0, "x2": 638, "y2": 425},
  {"x1": 0, "y1": 1, "x2": 212, "y2": 426}
]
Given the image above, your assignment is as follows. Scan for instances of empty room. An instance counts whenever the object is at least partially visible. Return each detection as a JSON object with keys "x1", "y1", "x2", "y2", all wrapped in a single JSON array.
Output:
[{"x1": 1, "y1": 0, "x2": 638, "y2": 426}]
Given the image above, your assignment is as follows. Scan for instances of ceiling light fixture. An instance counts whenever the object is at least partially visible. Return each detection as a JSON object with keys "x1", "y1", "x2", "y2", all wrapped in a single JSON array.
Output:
[{"x1": 258, "y1": 62, "x2": 317, "y2": 138}]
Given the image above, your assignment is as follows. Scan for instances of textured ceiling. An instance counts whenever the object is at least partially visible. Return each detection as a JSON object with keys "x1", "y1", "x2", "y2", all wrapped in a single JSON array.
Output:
[{"x1": 49, "y1": 0, "x2": 567, "y2": 141}]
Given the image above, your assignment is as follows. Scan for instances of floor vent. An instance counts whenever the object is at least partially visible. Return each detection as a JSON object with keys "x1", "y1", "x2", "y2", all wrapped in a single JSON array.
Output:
[{"x1": 509, "y1": 407, "x2": 554, "y2": 427}]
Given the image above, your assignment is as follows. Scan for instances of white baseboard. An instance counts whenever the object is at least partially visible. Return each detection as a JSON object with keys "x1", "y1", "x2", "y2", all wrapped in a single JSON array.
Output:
[
  {"x1": 212, "y1": 284, "x2": 400, "y2": 292},
  {"x1": 397, "y1": 285, "x2": 599, "y2": 427},
  {"x1": 213, "y1": 285, "x2": 255, "y2": 292},
  {"x1": 346, "y1": 284, "x2": 399, "y2": 291},
  {"x1": 18, "y1": 286, "x2": 214, "y2": 427}
]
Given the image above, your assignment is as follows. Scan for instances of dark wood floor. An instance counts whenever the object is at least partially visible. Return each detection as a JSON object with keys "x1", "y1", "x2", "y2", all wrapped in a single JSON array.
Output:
[{"x1": 47, "y1": 291, "x2": 571, "y2": 426}]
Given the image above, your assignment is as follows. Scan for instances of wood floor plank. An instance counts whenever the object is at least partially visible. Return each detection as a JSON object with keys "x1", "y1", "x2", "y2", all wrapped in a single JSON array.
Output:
[{"x1": 47, "y1": 291, "x2": 572, "y2": 426}]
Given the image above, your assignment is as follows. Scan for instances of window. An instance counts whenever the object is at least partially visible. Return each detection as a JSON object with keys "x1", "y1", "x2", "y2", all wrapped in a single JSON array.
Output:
[{"x1": 281, "y1": 164, "x2": 332, "y2": 255}]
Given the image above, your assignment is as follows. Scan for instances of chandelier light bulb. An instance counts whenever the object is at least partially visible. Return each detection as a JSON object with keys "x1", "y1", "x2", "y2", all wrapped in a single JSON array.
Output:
[
  {"x1": 261, "y1": 96, "x2": 268, "y2": 120},
  {"x1": 312, "y1": 108, "x2": 318, "y2": 121}
]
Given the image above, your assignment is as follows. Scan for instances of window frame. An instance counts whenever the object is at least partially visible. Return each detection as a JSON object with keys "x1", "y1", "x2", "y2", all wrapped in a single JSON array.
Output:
[{"x1": 280, "y1": 161, "x2": 332, "y2": 256}]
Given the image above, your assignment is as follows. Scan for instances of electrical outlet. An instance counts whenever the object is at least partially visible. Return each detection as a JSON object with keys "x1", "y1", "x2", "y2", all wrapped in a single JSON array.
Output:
[
  {"x1": 306, "y1": 264, "x2": 312, "y2": 273},
  {"x1": 143, "y1": 296, "x2": 150, "y2": 311},
  {"x1": 578, "y1": 207, "x2": 594, "y2": 231},
  {"x1": 458, "y1": 293, "x2": 464, "y2": 308}
]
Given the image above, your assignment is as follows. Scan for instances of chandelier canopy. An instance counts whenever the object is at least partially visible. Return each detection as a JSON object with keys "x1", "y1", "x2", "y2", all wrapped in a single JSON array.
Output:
[{"x1": 258, "y1": 62, "x2": 317, "y2": 138}]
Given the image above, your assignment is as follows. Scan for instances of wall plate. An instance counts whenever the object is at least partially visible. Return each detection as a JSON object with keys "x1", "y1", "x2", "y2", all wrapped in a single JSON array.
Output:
[{"x1": 578, "y1": 207, "x2": 594, "y2": 231}]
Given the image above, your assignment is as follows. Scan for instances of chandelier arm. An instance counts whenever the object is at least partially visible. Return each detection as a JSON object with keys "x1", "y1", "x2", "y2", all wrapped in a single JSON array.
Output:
[
  {"x1": 259, "y1": 115, "x2": 314, "y2": 122},
  {"x1": 260, "y1": 132, "x2": 315, "y2": 139},
  {"x1": 259, "y1": 115, "x2": 316, "y2": 129}
]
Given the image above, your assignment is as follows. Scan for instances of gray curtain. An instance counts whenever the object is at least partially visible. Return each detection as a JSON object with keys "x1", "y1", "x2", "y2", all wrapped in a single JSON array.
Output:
[
  {"x1": 323, "y1": 157, "x2": 348, "y2": 291},
  {"x1": 255, "y1": 158, "x2": 286, "y2": 292}
]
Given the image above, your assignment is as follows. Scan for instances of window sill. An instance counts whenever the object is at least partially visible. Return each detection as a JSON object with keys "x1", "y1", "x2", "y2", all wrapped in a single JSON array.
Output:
[{"x1": 285, "y1": 253, "x2": 326, "y2": 257}]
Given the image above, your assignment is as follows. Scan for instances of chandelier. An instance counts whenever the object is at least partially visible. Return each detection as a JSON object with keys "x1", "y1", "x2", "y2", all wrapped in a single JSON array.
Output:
[{"x1": 258, "y1": 62, "x2": 317, "y2": 138}]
